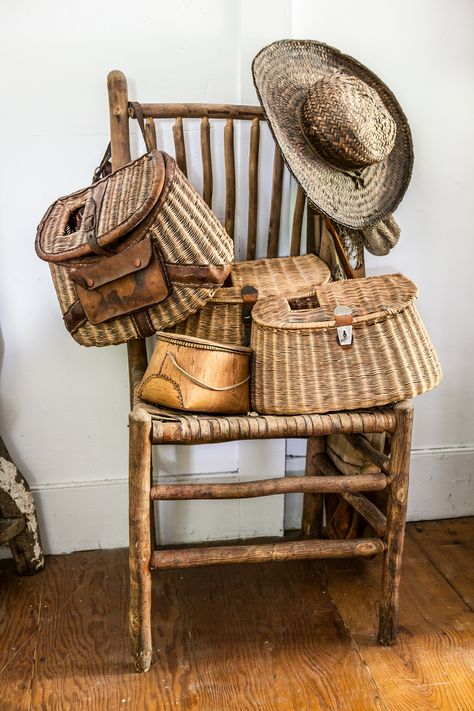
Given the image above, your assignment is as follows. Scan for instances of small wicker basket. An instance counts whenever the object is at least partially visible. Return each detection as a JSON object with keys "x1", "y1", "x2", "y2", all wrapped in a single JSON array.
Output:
[
  {"x1": 250, "y1": 274, "x2": 442, "y2": 415},
  {"x1": 171, "y1": 253, "x2": 331, "y2": 345}
]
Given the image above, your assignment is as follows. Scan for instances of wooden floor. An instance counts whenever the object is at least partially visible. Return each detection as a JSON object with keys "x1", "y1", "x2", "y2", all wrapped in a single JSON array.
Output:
[{"x1": 0, "y1": 518, "x2": 473, "y2": 711}]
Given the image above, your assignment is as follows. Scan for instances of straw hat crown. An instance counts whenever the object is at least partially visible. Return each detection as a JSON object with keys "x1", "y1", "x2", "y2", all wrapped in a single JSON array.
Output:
[{"x1": 301, "y1": 74, "x2": 397, "y2": 171}]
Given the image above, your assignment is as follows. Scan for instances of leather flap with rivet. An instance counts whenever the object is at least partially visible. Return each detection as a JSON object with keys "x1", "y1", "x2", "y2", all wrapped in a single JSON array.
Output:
[
  {"x1": 70, "y1": 238, "x2": 155, "y2": 290},
  {"x1": 69, "y1": 237, "x2": 171, "y2": 325}
]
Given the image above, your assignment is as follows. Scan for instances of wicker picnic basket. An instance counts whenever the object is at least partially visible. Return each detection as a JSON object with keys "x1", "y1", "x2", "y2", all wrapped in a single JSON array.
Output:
[
  {"x1": 36, "y1": 151, "x2": 233, "y2": 347},
  {"x1": 250, "y1": 273, "x2": 442, "y2": 414},
  {"x1": 171, "y1": 253, "x2": 331, "y2": 345}
]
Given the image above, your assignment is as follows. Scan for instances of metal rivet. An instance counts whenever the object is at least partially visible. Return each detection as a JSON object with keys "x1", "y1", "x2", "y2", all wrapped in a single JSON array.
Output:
[
  {"x1": 134, "y1": 258, "x2": 141, "y2": 268},
  {"x1": 86, "y1": 278, "x2": 94, "y2": 287}
]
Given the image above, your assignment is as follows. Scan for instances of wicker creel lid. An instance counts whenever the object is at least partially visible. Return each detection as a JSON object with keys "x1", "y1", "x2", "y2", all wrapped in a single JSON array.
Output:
[{"x1": 252, "y1": 40, "x2": 414, "y2": 229}]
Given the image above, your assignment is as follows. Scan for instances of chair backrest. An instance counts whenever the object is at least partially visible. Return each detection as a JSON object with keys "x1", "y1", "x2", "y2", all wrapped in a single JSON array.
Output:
[{"x1": 106, "y1": 70, "x2": 362, "y2": 383}]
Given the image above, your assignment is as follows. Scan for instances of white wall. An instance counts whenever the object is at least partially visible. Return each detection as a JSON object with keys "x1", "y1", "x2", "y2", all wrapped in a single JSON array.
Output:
[{"x1": 0, "y1": 0, "x2": 472, "y2": 554}]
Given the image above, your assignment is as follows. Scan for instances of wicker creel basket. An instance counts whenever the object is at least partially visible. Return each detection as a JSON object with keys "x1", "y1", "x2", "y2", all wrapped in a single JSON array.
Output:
[
  {"x1": 250, "y1": 274, "x2": 442, "y2": 414},
  {"x1": 36, "y1": 151, "x2": 233, "y2": 347},
  {"x1": 171, "y1": 253, "x2": 331, "y2": 345}
]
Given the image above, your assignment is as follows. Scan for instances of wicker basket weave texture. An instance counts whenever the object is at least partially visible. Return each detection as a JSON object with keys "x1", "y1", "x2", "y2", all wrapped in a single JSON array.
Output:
[
  {"x1": 172, "y1": 253, "x2": 331, "y2": 345},
  {"x1": 45, "y1": 157, "x2": 233, "y2": 347},
  {"x1": 250, "y1": 274, "x2": 442, "y2": 415}
]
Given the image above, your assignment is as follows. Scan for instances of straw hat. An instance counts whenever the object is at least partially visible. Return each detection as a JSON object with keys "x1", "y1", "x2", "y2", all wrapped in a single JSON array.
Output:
[{"x1": 252, "y1": 40, "x2": 413, "y2": 228}]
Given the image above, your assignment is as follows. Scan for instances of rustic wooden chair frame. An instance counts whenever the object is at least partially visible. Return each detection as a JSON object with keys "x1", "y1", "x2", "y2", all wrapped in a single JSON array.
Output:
[{"x1": 107, "y1": 71, "x2": 414, "y2": 673}]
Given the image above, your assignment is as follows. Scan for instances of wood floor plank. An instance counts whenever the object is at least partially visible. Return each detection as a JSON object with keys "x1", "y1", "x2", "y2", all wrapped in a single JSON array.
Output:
[
  {"x1": 408, "y1": 517, "x2": 474, "y2": 609},
  {"x1": 1, "y1": 517, "x2": 472, "y2": 710},
  {"x1": 22, "y1": 551, "x2": 384, "y2": 711},
  {"x1": 325, "y1": 524, "x2": 474, "y2": 711},
  {"x1": 151, "y1": 561, "x2": 385, "y2": 711},
  {"x1": 0, "y1": 558, "x2": 43, "y2": 711}
]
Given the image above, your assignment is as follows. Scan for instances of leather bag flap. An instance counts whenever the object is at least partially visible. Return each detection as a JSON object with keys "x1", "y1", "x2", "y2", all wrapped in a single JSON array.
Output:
[{"x1": 70, "y1": 238, "x2": 154, "y2": 290}]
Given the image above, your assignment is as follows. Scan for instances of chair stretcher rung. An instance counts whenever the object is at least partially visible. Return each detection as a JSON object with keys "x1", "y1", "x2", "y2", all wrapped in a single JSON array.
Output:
[
  {"x1": 150, "y1": 537, "x2": 385, "y2": 570},
  {"x1": 150, "y1": 474, "x2": 388, "y2": 501}
]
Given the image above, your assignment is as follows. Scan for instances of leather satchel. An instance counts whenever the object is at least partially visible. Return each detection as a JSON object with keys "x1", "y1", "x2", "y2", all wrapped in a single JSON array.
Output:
[{"x1": 36, "y1": 150, "x2": 233, "y2": 347}]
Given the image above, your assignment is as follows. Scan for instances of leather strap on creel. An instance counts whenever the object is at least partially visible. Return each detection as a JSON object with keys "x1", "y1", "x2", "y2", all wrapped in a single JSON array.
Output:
[
  {"x1": 129, "y1": 101, "x2": 154, "y2": 152},
  {"x1": 63, "y1": 262, "x2": 231, "y2": 336},
  {"x1": 83, "y1": 181, "x2": 109, "y2": 256}
]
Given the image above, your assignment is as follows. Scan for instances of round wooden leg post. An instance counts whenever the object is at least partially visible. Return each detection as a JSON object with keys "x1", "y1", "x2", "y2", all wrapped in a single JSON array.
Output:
[
  {"x1": 302, "y1": 436, "x2": 326, "y2": 538},
  {"x1": 378, "y1": 401, "x2": 413, "y2": 645},
  {"x1": 129, "y1": 408, "x2": 153, "y2": 673}
]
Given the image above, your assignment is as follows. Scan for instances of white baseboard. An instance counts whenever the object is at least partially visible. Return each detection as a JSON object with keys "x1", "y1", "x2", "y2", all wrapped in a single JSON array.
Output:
[
  {"x1": 284, "y1": 445, "x2": 474, "y2": 530},
  {"x1": 1, "y1": 446, "x2": 472, "y2": 557}
]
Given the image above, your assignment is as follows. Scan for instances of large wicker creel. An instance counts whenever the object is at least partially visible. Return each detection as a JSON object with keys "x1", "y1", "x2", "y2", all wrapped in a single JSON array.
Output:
[
  {"x1": 251, "y1": 273, "x2": 442, "y2": 414},
  {"x1": 172, "y1": 253, "x2": 331, "y2": 345},
  {"x1": 36, "y1": 151, "x2": 233, "y2": 347}
]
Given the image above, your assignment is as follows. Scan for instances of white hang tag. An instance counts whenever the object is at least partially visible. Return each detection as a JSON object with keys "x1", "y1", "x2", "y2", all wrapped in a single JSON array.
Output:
[
  {"x1": 337, "y1": 324, "x2": 352, "y2": 346},
  {"x1": 334, "y1": 305, "x2": 353, "y2": 348}
]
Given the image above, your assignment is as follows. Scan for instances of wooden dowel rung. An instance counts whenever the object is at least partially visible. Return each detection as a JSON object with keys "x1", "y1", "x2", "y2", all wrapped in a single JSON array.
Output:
[
  {"x1": 200, "y1": 117, "x2": 213, "y2": 208},
  {"x1": 224, "y1": 117, "x2": 235, "y2": 239},
  {"x1": 132, "y1": 103, "x2": 264, "y2": 120},
  {"x1": 247, "y1": 117, "x2": 260, "y2": 260},
  {"x1": 341, "y1": 492, "x2": 387, "y2": 537},
  {"x1": 173, "y1": 117, "x2": 188, "y2": 177},
  {"x1": 150, "y1": 473, "x2": 387, "y2": 501},
  {"x1": 290, "y1": 185, "x2": 305, "y2": 256},
  {"x1": 267, "y1": 145, "x2": 284, "y2": 258},
  {"x1": 151, "y1": 537, "x2": 385, "y2": 570},
  {"x1": 144, "y1": 117, "x2": 157, "y2": 150},
  {"x1": 342, "y1": 434, "x2": 391, "y2": 474}
]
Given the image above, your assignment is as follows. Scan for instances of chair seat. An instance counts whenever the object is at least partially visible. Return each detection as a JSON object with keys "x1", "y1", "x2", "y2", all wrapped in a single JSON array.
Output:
[{"x1": 134, "y1": 399, "x2": 397, "y2": 445}]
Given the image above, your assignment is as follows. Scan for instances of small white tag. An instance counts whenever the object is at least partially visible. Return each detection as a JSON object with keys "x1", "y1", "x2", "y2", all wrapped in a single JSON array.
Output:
[{"x1": 337, "y1": 325, "x2": 352, "y2": 346}]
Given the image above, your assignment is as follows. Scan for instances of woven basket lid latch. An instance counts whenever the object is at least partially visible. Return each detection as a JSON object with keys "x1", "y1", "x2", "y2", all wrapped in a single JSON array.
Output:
[{"x1": 334, "y1": 306, "x2": 353, "y2": 349}]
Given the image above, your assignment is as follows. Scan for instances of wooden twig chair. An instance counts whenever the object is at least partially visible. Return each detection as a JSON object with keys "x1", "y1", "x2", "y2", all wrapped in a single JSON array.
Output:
[{"x1": 106, "y1": 71, "x2": 414, "y2": 673}]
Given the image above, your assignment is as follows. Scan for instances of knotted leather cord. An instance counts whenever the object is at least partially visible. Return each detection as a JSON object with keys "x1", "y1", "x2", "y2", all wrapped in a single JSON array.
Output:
[{"x1": 164, "y1": 352, "x2": 250, "y2": 391}]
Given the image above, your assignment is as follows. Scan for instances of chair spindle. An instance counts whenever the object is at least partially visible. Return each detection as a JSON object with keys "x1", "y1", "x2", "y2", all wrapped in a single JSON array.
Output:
[
  {"x1": 172, "y1": 117, "x2": 188, "y2": 177},
  {"x1": 200, "y1": 117, "x2": 213, "y2": 208},
  {"x1": 290, "y1": 185, "x2": 305, "y2": 256},
  {"x1": 145, "y1": 117, "x2": 157, "y2": 150},
  {"x1": 247, "y1": 117, "x2": 260, "y2": 260},
  {"x1": 267, "y1": 145, "x2": 284, "y2": 258},
  {"x1": 224, "y1": 117, "x2": 236, "y2": 240}
]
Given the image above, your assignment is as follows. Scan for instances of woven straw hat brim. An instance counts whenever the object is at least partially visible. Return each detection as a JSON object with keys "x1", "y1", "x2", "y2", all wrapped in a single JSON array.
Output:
[{"x1": 252, "y1": 40, "x2": 414, "y2": 229}]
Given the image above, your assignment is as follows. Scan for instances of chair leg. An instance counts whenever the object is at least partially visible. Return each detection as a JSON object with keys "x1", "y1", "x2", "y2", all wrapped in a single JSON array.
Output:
[
  {"x1": 302, "y1": 436, "x2": 326, "y2": 538},
  {"x1": 378, "y1": 401, "x2": 414, "y2": 645},
  {"x1": 129, "y1": 408, "x2": 153, "y2": 672}
]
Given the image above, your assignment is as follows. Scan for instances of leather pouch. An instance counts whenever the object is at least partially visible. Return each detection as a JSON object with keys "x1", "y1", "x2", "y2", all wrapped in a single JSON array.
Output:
[{"x1": 70, "y1": 237, "x2": 171, "y2": 324}]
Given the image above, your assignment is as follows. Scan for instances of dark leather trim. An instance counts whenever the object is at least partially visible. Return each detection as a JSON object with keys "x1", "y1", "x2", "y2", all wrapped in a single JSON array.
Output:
[
  {"x1": 63, "y1": 300, "x2": 87, "y2": 334},
  {"x1": 167, "y1": 263, "x2": 231, "y2": 287},
  {"x1": 131, "y1": 310, "x2": 156, "y2": 338},
  {"x1": 70, "y1": 238, "x2": 155, "y2": 289}
]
